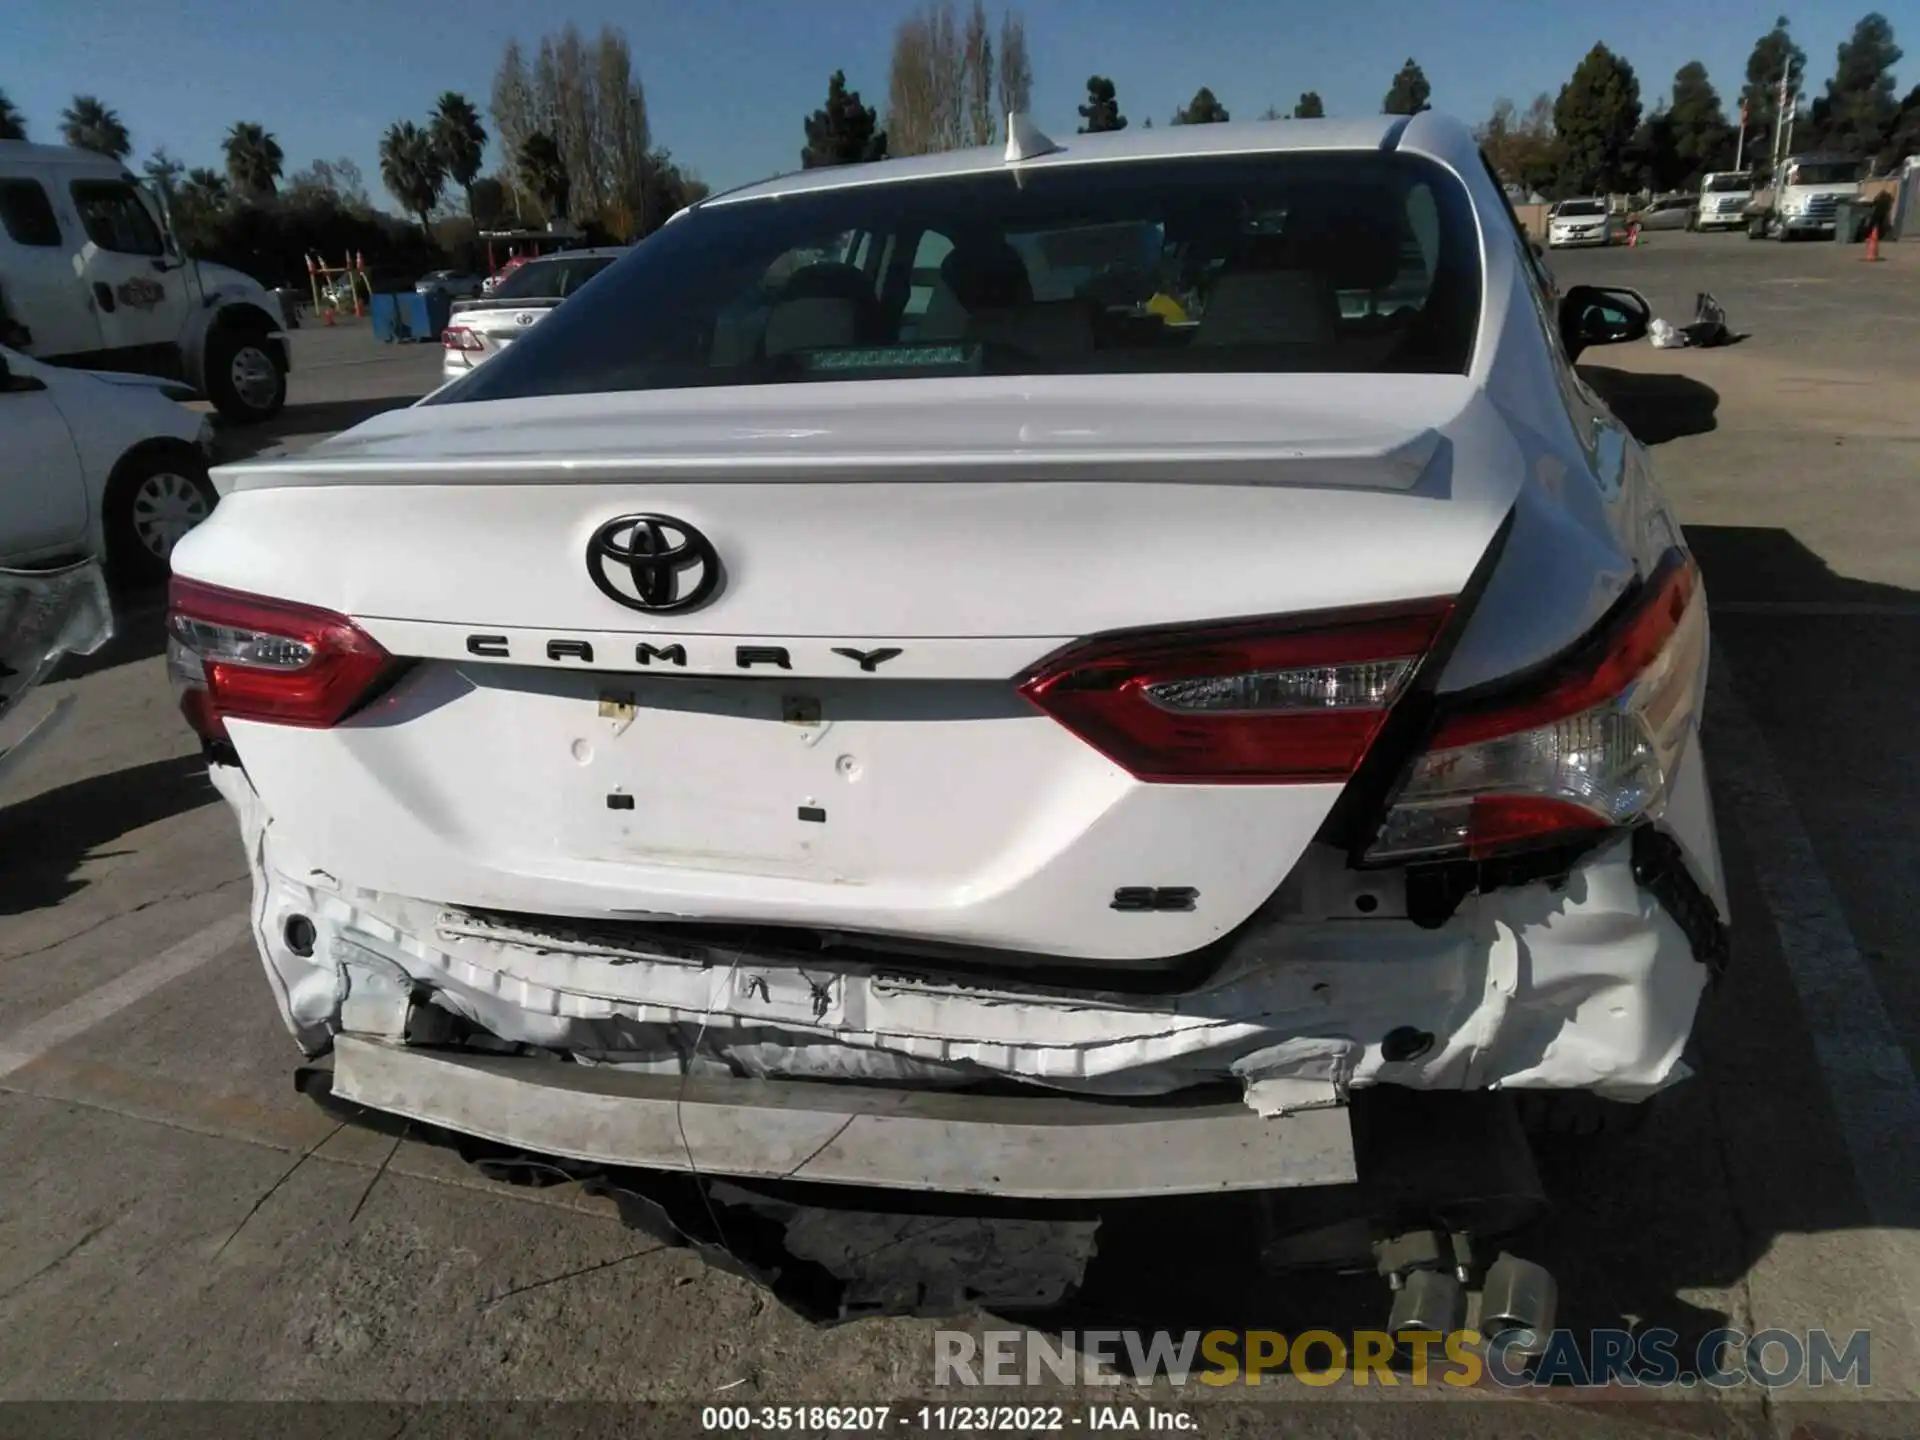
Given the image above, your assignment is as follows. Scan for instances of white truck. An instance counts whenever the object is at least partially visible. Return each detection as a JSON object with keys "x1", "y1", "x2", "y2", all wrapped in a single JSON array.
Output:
[
  {"x1": 0, "y1": 141, "x2": 290, "y2": 423},
  {"x1": 1694, "y1": 170, "x2": 1755, "y2": 231},
  {"x1": 1747, "y1": 154, "x2": 1866, "y2": 240}
]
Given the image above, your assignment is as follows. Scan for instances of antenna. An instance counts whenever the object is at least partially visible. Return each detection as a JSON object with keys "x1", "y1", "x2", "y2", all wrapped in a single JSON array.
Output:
[{"x1": 1004, "y1": 113, "x2": 1062, "y2": 164}]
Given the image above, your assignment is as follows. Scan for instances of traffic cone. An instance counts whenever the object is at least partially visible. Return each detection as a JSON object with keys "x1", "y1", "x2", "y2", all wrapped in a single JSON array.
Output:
[
  {"x1": 323, "y1": 307, "x2": 336, "y2": 327},
  {"x1": 1862, "y1": 226, "x2": 1883, "y2": 262},
  {"x1": 1629, "y1": 223, "x2": 1641, "y2": 248}
]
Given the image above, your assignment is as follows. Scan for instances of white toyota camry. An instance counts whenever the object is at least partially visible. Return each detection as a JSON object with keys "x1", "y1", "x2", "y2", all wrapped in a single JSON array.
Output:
[{"x1": 168, "y1": 113, "x2": 1725, "y2": 1330}]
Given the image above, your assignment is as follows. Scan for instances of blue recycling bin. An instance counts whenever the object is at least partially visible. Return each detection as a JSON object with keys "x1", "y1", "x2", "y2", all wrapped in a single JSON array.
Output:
[{"x1": 370, "y1": 291, "x2": 452, "y2": 343}]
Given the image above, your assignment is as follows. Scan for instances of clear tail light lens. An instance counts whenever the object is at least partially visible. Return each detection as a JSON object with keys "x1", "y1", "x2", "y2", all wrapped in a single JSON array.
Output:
[
  {"x1": 1018, "y1": 599, "x2": 1453, "y2": 783},
  {"x1": 167, "y1": 578, "x2": 398, "y2": 742},
  {"x1": 1366, "y1": 549, "x2": 1706, "y2": 862}
]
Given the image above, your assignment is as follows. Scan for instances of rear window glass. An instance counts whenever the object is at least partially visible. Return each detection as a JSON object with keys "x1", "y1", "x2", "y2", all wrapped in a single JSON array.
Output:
[
  {"x1": 436, "y1": 152, "x2": 1482, "y2": 404},
  {"x1": 0, "y1": 180, "x2": 61, "y2": 248},
  {"x1": 490, "y1": 255, "x2": 617, "y2": 300}
]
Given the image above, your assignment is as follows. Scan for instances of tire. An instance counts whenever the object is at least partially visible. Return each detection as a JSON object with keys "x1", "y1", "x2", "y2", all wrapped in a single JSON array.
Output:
[
  {"x1": 204, "y1": 324, "x2": 287, "y2": 423},
  {"x1": 105, "y1": 446, "x2": 218, "y2": 587}
]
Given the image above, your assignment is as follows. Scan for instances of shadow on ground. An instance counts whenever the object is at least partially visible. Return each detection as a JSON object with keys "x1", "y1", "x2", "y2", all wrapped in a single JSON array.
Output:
[
  {"x1": 0, "y1": 753, "x2": 217, "y2": 915},
  {"x1": 214, "y1": 393, "x2": 425, "y2": 463},
  {"x1": 1578, "y1": 365, "x2": 1721, "y2": 445}
]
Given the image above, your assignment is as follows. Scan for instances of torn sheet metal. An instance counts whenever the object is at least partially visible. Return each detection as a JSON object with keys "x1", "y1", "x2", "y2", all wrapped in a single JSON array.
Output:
[
  {"x1": 0, "y1": 559, "x2": 112, "y2": 783},
  {"x1": 218, "y1": 765, "x2": 1712, "y2": 1108}
]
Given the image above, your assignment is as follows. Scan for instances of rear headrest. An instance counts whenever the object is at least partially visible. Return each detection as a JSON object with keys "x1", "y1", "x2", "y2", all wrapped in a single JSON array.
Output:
[{"x1": 940, "y1": 240, "x2": 1033, "y2": 311}]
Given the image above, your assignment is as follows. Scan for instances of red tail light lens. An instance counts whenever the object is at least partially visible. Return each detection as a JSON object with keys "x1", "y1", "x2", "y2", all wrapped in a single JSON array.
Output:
[
  {"x1": 442, "y1": 326, "x2": 482, "y2": 352},
  {"x1": 166, "y1": 578, "x2": 398, "y2": 742},
  {"x1": 1018, "y1": 600, "x2": 1454, "y2": 783},
  {"x1": 1367, "y1": 549, "x2": 1707, "y2": 862}
]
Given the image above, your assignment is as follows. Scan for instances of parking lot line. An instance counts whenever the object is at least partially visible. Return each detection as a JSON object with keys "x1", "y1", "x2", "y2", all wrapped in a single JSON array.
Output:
[
  {"x1": 0, "y1": 911, "x2": 249, "y2": 1081},
  {"x1": 1708, "y1": 654, "x2": 1920, "y2": 1339}
]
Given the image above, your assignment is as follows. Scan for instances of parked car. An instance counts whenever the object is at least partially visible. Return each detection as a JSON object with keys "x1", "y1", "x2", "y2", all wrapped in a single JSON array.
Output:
[
  {"x1": 169, "y1": 114, "x2": 1724, "y2": 1334},
  {"x1": 417, "y1": 270, "x2": 483, "y2": 301},
  {"x1": 3, "y1": 341, "x2": 216, "y2": 584},
  {"x1": 1546, "y1": 196, "x2": 1614, "y2": 247},
  {"x1": 1635, "y1": 194, "x2": 1697, "y2": 231},
  {"x1": 440, "y1": 248, "x2": 624, "y2": 382},
  {"x1": 0, "y1": 141, "x2": 290, "y2": 422}
]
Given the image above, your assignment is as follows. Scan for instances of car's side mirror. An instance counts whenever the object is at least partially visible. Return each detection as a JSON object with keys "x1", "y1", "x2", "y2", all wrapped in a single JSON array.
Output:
[
  {"x1": 1559, "y1": 284, "x2": 1650, "y2": 360},
  {"x1": 0, "y1": 353, "x2": 47, "y2": 393}
]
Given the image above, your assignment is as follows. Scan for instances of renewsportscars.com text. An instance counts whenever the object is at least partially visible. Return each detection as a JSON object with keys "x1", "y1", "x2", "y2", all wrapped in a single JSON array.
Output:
[{"x1": 933, "y1": 1327, "x2": 1872, "y2": 1389}]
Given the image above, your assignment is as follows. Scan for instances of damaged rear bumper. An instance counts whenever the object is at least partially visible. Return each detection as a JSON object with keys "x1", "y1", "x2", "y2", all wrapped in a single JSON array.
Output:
[
  {"x1": 327, "y1": 1034, "x2": 1358, "y2": 1199},
  {"x1": 211, "y1": 749, "x2": 1725, "y2": 1199}
]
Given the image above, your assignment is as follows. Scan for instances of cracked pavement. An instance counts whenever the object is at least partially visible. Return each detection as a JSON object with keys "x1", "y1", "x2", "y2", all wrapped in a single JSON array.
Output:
[{"x1": 2, "y1": 241, "x2": 1919, "y2": 1436}]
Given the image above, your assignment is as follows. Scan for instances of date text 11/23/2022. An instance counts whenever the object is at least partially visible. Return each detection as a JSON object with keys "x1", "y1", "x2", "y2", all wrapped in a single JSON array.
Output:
[{"x1": 701, "y1": 1406, "x2": 1196, "y2": 1432}]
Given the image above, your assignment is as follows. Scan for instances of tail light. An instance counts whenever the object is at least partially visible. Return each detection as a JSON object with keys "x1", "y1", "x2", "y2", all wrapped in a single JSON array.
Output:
[
  {"x1": 166, "y1": 579, "x2": 398, "y2": 743},
  {"x1": 1018, "y1": 599, "x2": 1454, "y2": 782},
  {"x1": 1365, "y1": 548, "x2": 1706, "y2": 862},
  {"x1": 442, "y1": 326, "x2": 482, "y2": 352}
]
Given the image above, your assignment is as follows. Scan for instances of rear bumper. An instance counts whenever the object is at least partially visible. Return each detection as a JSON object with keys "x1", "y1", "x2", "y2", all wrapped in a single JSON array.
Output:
[{"x1": 329, "y1": 1034, "x2": 1358, "y2": 1199}]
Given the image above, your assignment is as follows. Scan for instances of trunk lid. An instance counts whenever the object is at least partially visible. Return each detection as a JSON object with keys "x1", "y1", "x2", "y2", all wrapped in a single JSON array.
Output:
[
  {"x1": 182, "y1": 375, "x2": 1524, "y2": 963},
  {"x1": 448, "y1": 296, "x2": 563, "y2": 354}
]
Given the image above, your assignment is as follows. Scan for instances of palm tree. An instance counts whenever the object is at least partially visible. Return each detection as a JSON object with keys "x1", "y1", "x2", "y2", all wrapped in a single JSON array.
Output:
[
  {"x1": 379, "y1": 120, "x2": 446, "y2": 237},
  {"x1": 431, "y1": 92, "x2": 488, "y2": 223},
  {"x1": 182, "y1": 167, "x2": 230, "y2": 207},
  {"x1": 517, "y1": 132, "x2": 570, "y2": 221},
  {"x1": 223, "y1": 121, "x2": 284, "y2": 199},
  {"x1": 143, "y1": 148, "x2": 185, "y2": 203},
  {"x1": 60, "y1": 95, "x2": 131, "y2": 159},
  {"x1": 0, "y1": 89, "x2": 26, "y2": 142}
]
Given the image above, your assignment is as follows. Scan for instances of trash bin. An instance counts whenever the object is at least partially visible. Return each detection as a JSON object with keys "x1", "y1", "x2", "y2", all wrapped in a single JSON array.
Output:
[
  {"x1": 1833, "y1": 200, "x2": 1863, "y2": 242},
  {"x1": 369, "y1": 291, "x2": 451, "y2": 342}
]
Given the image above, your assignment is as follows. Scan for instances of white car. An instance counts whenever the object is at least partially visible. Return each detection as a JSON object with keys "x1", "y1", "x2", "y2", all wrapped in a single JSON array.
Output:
[
  {"x1": 4, "y1": 344, "x2": 216, "y2": 585},
  {"x1": 170, "y1": 114, "x2": 1724, "y2": 1330},
  {"x1": 440, "y1": 248, "x2": 624, "y2": 382},
  {"x1": 1547, "y1": 197, "x2": 1614, "y2": 248}
]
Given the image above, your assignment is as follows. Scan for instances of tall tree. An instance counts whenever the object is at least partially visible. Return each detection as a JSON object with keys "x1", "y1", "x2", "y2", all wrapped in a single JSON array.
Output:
[
  {"x1": 996, "y1": 11, "x2": 1032, "y2": 119},
  {"x1": 1742, "y1": 15, "x2": 1807, "y2": 171},
  {"x1": 491, "y1": 39, "x2": 536, "y2": 218},
  {"x1": 517, "y1": 132, "x2": 571, "y2": 216},
  {"x1": 1077, "y1": 75, "x2": 1127, "y2": 133},
  {"x1": 1627, "y1": 104, "x2": 1682, "y2": 193},
  {"x1": 469, "y1": 176, "x2": 508, "y2": 229},
  {"x1": 887, "y1": 2, "x2": 967, "y2": 155},
  {"x1": 143, "y1": 149, "x2": 185, "y2": 204},
  {"x1": 1888, "y1": 83, "x2": 1920, "y2": 168},
  {"x1": 1554, "y1": 43, "x2": 1642, "y2": 194},
  {"x1": 1476, "y1": 94, "x2": 1558, "y2": 195},
  {"x1": 1172, "y1": 87, "x2": 1229, "y2": 124},
  {"x1": 0, "y1": 89, "x2": 26, "y2": 141},
  {"x1": 802, "y1": 71, "x2": 887, "y2": 168},
  {"x1": 1819, "y1": 12, "x2": 1903, "y2": 163},
  {"x1": 1293, "y1": 91, "x2": 1325, "y2": 119},
  {"x1": 1383, "y1": 58, "x2": 1432, "y2": 115},
  {"x1": 379, "y1": 120, "x2": 447, "y2": 237},
  {"x1": 59, "y1": 95, "x2": 131, "y2": 159},
  {"x1": 520, "y1": 25, "x2": 649, "y2": 234},
  {"x1": 1667, "y1": 61, "x2": 1730, "y2": 184},
  {"x1": 223, "y1": 122, "x2": 285, "y2": 199},
  {"x1": 962, "y1": 0, "x2": 995, "y2": 145},
  {"x1": 432, "y1": 92, "x2": 489, "y2": 223}
]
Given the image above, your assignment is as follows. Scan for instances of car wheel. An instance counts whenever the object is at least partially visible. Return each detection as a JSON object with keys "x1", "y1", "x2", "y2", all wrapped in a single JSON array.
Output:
[
  {"x1": 205, "y1": 325, "x2": 288, "y2": 423},
  {"x1": 106, "y1": 446, "x2": 218, "y2": 586}
]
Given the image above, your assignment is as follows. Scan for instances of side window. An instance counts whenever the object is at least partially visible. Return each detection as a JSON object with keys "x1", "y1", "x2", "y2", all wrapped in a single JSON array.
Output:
[
  {"x1": 69, "y1": 180, "x2": 164, "y2": 257},
  {"x1": 0, "y1": 180, "x2": 62, "y2": 248},
  {"x1": 901, "y1": 231, "x2": 954, "y2": 322}
]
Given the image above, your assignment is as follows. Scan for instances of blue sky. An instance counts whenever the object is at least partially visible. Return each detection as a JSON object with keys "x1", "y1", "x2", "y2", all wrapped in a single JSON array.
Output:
[{"x1": 7, "y1": 0, "x2": 1915, "y2": 203}]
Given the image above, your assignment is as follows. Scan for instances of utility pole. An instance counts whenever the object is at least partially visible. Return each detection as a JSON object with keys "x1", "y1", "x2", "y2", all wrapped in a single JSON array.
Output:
[{"x1": 1734, "y1": 100, "x2": 1747, "y2": 171}]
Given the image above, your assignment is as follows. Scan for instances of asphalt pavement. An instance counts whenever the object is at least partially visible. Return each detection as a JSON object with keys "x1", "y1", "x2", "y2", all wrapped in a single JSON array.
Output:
[{"x1": 2, "y1": 233, "x2": 1918, "y2": 1438}]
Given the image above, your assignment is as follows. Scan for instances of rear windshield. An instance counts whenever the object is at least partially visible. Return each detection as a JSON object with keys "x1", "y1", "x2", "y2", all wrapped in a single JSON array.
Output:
[
  {"x1": 490, "y1": 254, "x2": 617, "y2": 300},
  {"x1": 1556, "y1": 200, "x2": 1606, "y2": 217},
  {"x1": 435, "y1": 153, "x2": 1482, "y2": 404}
]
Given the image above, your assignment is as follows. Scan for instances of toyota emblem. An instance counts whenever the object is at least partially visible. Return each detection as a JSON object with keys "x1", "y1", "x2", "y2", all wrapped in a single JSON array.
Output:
[{"x1": 586, "y1": 514, "x2": 721, "y2": 613}]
